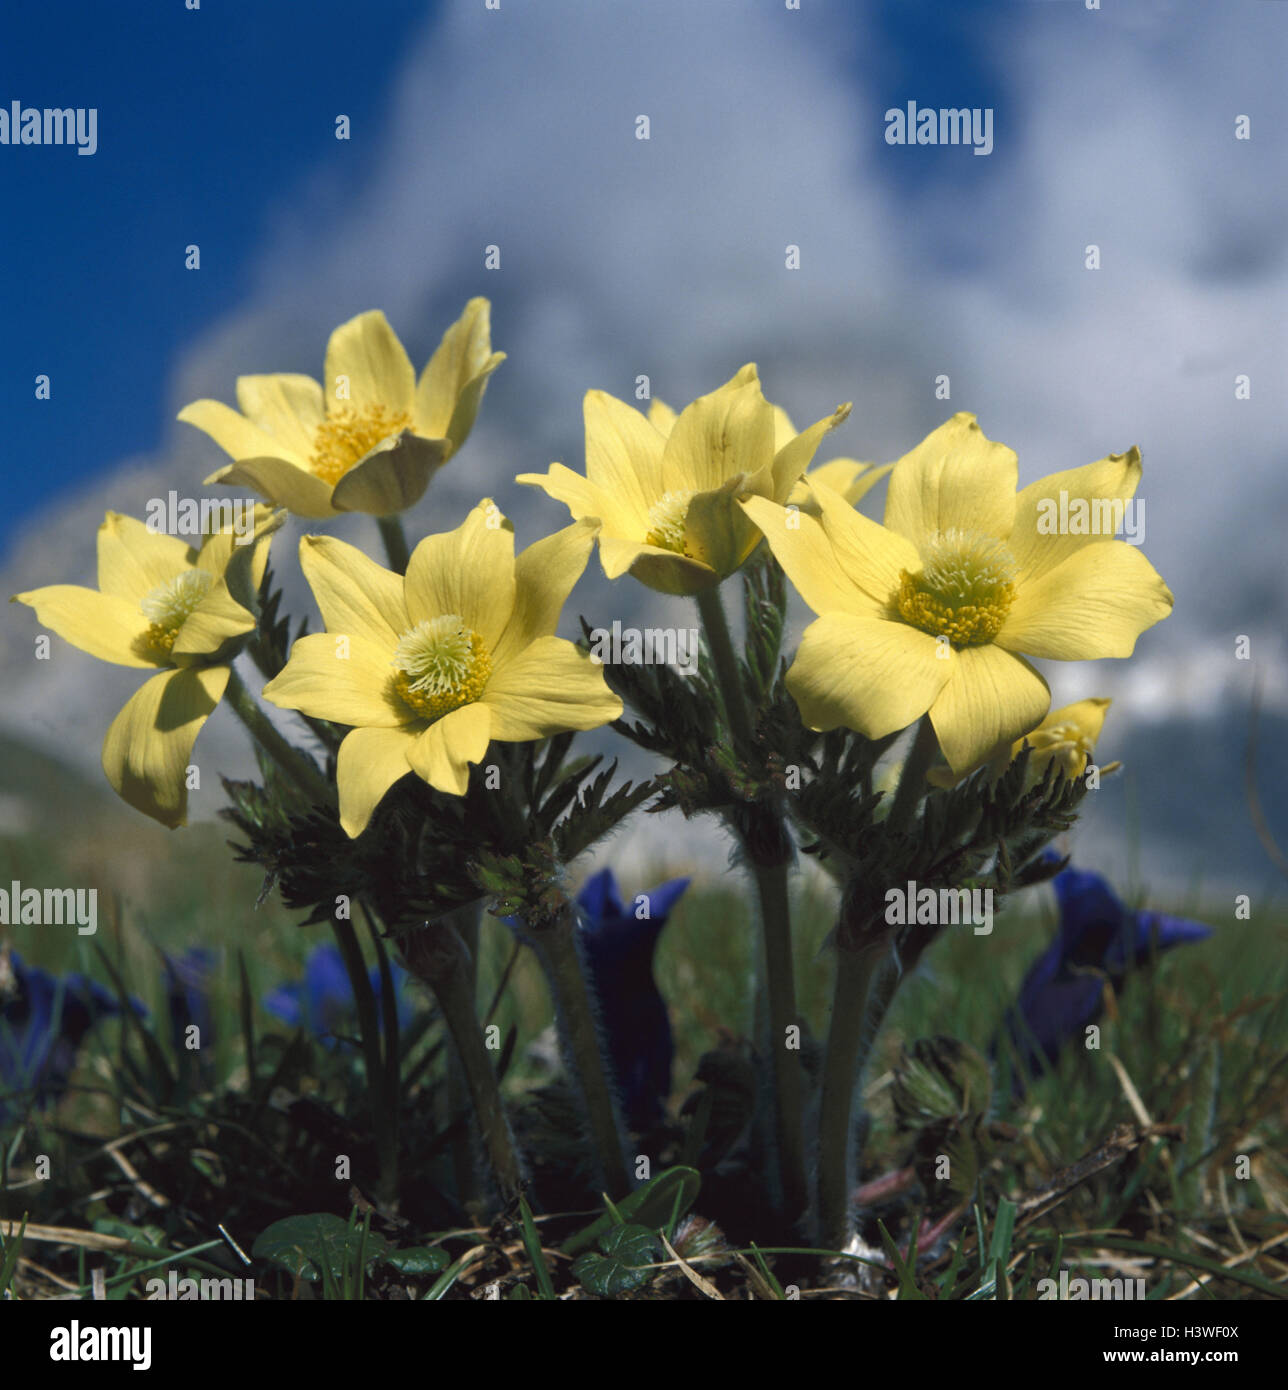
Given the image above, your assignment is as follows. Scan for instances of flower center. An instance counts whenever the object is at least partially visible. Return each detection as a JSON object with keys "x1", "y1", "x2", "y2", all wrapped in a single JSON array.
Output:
[
  {"x1": 311, "y1": 405, "x2": 413, "y2": 486},
  {"x1": 139, "y1": 569, "x2": 214, "y2": 654},
  {"x1": 895, "y1": 529, "x2": 1017, "y2": 648},
  {"x1": 1025, "y1": 722, "x2": 1093, "y2": 777},
  {"x1": 391, "y1": 614, "x2": 491, "y2": 721},
  {"x1": 644, "y1": 489, "x2": 696, "y2": 554}
]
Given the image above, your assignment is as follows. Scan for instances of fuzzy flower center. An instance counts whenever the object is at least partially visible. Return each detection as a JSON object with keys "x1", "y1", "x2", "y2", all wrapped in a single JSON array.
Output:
[
  {"x1": 896, "y1": 529, "x2": 1017, "y2": 648},
  {"x1": 311, "y1": 405, "x2": 413, "y2": 487},
  {"x1": 391, "y1": 614, "x2": 491, "y2": 721},
  {"x1": 139, "y1": 569, "x2": 214, "y2": 653},
  {"x1": 644, "y1": 489, "x2": 696, "y2": 554},
  {"x1": 1024, "y1": 721, "x2": 1093, "y2": 777}
]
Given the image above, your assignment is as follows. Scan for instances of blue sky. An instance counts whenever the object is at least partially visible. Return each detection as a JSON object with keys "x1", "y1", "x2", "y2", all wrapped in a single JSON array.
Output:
[
  {"x1": 2, "y1": 0, "x2": 1286, "y2": 893},
  {"x1": 0, "y1": 0, "x2": 432, "y2": 543}
]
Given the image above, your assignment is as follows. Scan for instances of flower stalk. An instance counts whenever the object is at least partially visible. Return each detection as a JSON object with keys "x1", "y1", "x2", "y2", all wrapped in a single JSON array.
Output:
[{"x1": 536, "y1": 906, "x2": 631, "y2": 1199}]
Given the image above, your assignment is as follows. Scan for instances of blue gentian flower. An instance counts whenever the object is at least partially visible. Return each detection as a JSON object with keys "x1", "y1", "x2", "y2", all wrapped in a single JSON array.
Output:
[
  {"x1": 163, "y1": 947, "x2": 217, "y2": 1054},
  {"x1": 576, "y1": 869, "x2": 689, "y2": 1131},
  {"x1": 998, "y1": 856, "x2": 1212, "y2": 1083},
  {"x1": 263, "y1": 943, "x2": 412, "y2": 1047},
  {"x1": 0, "y1": 951, "x2": 144, "y2": 1119}
]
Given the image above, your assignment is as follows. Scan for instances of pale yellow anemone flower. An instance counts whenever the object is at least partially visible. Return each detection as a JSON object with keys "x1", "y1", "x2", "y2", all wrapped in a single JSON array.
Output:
[
  {"x1": 517, "y1": 365, "x2": 850, "y2": 596},
  {"x1": 178, "y1": 299, "x2": 504, "y2": 520},
  {"x1": 261, "y1": 501, "x2": 622, "y2": 837},
  {"x1": 741, "y1": 413, "x2": 1173, "y2": 776},
  {"x1": 12, "y1": 507, "x2": 281, "y2": 827},
  {"x1": 926, "y1": 696, "x2": 1119, "y2": 789}
]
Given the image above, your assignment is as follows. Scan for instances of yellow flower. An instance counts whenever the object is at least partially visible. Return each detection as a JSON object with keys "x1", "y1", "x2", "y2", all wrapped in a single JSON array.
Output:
[
  {"x1": 261, "y1": 501, "x2": 623, "y2": 837},
  {"x1": 927, "y1": 696, "x2": 1117, "y2": 789},
  {"x1": 12, "y1": 507, "x2": 281, "y2": 827},
  {"x1": 517, "y1": 365, "x2": 851, "y2": 596},
  {"x1": 773, "y1": 406, "x2": 891, "y2": 514},
  {"x1": 741, "y1": 412, "x2": 1173, "y2": 775},
  {"x1": 178, "y1": 299, "x2": 505, "y2": 519}
]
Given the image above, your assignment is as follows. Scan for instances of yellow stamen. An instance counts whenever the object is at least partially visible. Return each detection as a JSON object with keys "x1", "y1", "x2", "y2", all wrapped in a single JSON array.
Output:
[
  {"x1": 392, "y1": 614, "x2": 491, "y2": 721},
  {"x1": 896, "y1": 529, "x2": 1017, "y2": 648},
  {"x1": 645, "y1": 489, "x2": 696, "y2": 554},
  {"x1": 138, "y1": 569, "x2": 214, "y2": 655},
  {"x1": 311, "y1": 405, "x2": 412, "y2": 486}
]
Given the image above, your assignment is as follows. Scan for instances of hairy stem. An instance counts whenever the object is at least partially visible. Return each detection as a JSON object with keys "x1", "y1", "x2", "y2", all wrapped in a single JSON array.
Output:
[
  {"x1": 223, "y1": 665, "x2": 331, "y2": 807},
  {"x1": 886, "y1": 714, "x2": 939, "y2": 834},
  {"x1": 695, "y1": 585, "x2": 753, "y2": 747},
  {"x1": 539, "y1": 910, "x2": 631, "y2": 1199}
]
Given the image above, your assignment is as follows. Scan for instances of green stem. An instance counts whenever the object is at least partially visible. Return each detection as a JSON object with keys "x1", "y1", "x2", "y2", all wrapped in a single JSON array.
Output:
[
  {"x1": 445, "y1": 906, "x2": 481, "y2": 1210},
  {"x1": 540, "y1": 910, "x2": 631, "y2": 1199},
  {"x1": 333, "y1": 917, "x2": 398, "y2": 1206},
  {"x1": 223, "y1": 665, "x2": 332, "y2": 807},
  {"x1": 816, "y1": 944, "x2": 884, "y2": 1250},
  {"x1": 695, "y1": 585, "x2": 753, "y2": 747},
  {"x1": 752, "y1": 861, "x2": 809, "y2": 1225},
  {"x1": 424, "y1": 933, "x2": 525, "y2": 1204},
  {"x1": 377, "y1": 514, "x2": 411, "y2": 575},
  {"x1": 886, "y1": 714, "x2": 939, "y2": 834}
]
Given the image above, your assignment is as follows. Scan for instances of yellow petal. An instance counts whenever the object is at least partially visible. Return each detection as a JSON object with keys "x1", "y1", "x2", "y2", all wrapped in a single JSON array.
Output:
[
  {"x1": 101, "y1": 665, "x2": 229, "y2": 828},
  {"x1": 204, "y1": 456, "x2": 340, "y2": 520},
  {"x1": 329, "y1": 432, "x2": 447, "y2": 515},
  {"x1": 407, "y1": 701, "x2": 492, "y2": 795},
  {"x1": 738, "y1": 496, "x2": 879, "y2": 618},
  {"x1": 584, "y1": 390, "x2": 667, "y2": 531},
  {"x1": 648, "y1": 398, "x2": 678, "y2": 437},
  {"x1": 336, "y1": 724, "x2": 420, "y2": 837},
  {"x1": 493, "y1": 518, "x2": 598, "y2": 667},
  {"x1": 1008, "y1": 449, "x2": 1143, "y2": 584},
  {"x1": 929, "y1": 644, "x2": 1050, "y2": 775},
  {"x1": 234, "y1": 374, "x2": 325, "y2": 459},
  {"x1": 786, "y1": 613, "x2": 951, "y2": 737},
  {"x1": 404, "y1": 500, "x2": 516, "y2": 649},
  {"x1": 770, "y1": 402, "x2": 852, "y2": 501},
  {"x1": 12, "y1": 584, "x2": 159, "y2": 668},
  {"x1": 883, "y1": 412, "x2": 1017, "y2": 551},
  {"x1": 790, "y1": 460, "x2": 891, "y2": 510},
  {"x1": 997, "y1": 541, "x2": 1173, "y2": 661},
  {"x1": 771, "y1": 404, "x2": 796, "y2": 452},
  {"x1": 96, "y1": 512, "x2": 194, "y2": 603},
  {"x1": 299, "y1": 535, "x2": 409, "y2": 648},
  {"x1": 171, "y1": 580, "x2": 255, "y2": 659},
  {"x1": 682, "y1": 476, "x2": 760, "y2": 579},
  {"x1": 812, "y1": 478, "x2": 922, "y2": 609},
  {"x1": 262, "y1": 631, "x2": 409, "y2": 728},
  {"x1": 663, "y1": 379, "x2": 775, "y2": 495},
  {"x1": 322, "y1": 310, "x2": 415, "y2": 415},
  {"x1": 413, "y1": 297, "x2": 504, "y2": 450},
  {"x1": 178, "y1": 398, "x2": 309, "y2": 467},
  {"x1": 516, "y1": 463, "x2": 625, "y2": 531},
  {"x1": 482, "y1": 635, "x2": 623, "y2": 740},
  {"x1": 194, "y1": 505, "x2": 283, "y2": 610},
  {"x1": 609, "y1": 539, "x2": 720, "y2": 595}
]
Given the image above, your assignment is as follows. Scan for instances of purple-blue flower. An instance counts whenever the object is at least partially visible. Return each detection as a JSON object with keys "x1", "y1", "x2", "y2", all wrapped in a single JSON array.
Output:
[
  {"x1": 576, "y1": 869, "x2": 689, "y2": 1131},
  {"x1": 263, "y1": 943, "x2": 412, "y2": 1047},
  {"x1": 0, "y1": 950, "x2": 144, "y2": 1119},
  {"x1": 998, "y1": 856, "x2": 1213, "y2": 1083},
  {"x1": 163, "y1": 947, "x2": 217, "y2": 1054}
]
